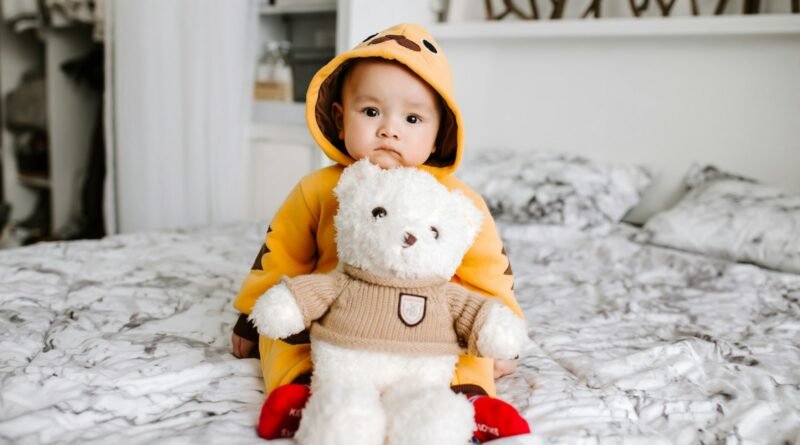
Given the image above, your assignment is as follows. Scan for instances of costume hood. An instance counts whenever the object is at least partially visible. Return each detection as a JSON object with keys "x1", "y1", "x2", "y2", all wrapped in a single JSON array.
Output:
[{"x1": 306, "y1": 23, "x2": 464, "y2": 178}]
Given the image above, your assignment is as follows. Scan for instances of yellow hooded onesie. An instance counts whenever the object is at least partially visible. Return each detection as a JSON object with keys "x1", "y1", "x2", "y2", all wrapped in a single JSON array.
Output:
[{"x1": 233, "y1": 23, "x2": 522, "y2": 397}]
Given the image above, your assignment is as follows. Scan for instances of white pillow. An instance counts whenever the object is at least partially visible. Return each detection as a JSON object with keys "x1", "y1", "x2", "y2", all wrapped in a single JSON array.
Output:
[
  {"x1": 644, "y1": 164, "x2": 800, "y2": 274},
  {"x1": 459, "y1": 149, "x2": 654, "y2": 229}
]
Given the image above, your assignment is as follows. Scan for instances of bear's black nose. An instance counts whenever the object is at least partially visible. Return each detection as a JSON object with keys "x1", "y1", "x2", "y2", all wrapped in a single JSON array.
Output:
[{"x1": 403, "y1": 232, "x2": 417, "y2": 247}]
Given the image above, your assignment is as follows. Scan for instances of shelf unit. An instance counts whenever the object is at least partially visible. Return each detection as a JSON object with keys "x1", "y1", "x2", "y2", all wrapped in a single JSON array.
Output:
[
  {"x1": 0, "y1": 23, "x2": 99, "y2": 243},
  {"x1": 17, "y1": 173, "x2": 51, "y2": 189},
  {"x1": 256, "y1": 1, "x2": 336, "y2": 103},
  {"x1": 248, "y1": 1, "x2": 337, "y2": 224},
  {"x1": 259, "y1": 0, "x2": 336, "y2": 15}
]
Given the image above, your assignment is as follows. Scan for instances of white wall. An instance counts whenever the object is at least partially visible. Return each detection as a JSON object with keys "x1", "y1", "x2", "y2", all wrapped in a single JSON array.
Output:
[
  {"x1": 441, "y1": 30, "x2": 800, "y2": 222},
  {"x1": 337, "y1": 0, "x2": 436, "y2": 51}
]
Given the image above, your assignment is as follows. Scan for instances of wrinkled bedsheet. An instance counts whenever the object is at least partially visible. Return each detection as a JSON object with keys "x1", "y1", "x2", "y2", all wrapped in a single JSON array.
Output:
[
  {"x1": 1, "y1": 222, "x2": 798, "y2": 444},
  {"x1": 495, "y1": 223, "x2": 800, "y2": 445}
]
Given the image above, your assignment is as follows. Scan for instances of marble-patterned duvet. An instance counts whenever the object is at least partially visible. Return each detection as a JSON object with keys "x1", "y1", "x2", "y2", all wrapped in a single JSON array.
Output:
[
  {"x1": 1, "y1": 222, "x2": 798, "y2": 444},
  {"x1": 496, "y1": 223, "x2": 800, "y2": 445}
]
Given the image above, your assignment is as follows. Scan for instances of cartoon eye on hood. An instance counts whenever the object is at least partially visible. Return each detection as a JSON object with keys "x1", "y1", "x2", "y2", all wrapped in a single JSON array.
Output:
[{"x1": 421, "y1": 39, "x2": 438, "y2": 54}]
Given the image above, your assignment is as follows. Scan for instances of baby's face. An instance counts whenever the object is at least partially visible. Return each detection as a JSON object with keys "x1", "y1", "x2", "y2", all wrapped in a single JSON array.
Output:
[{"x1": 334, "y1": 59, "x2": 441, "y2": 169}]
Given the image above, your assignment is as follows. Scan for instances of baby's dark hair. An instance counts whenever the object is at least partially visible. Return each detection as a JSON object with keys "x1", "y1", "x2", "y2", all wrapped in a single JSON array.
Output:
[{"x1": 315, "y1": 57, "x2": 457, "y2": 168}]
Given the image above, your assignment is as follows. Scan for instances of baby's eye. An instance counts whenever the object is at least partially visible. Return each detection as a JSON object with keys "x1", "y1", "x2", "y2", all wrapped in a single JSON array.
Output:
[
  {"x1": 363, "y1": 107, "x2": 379, "y2": 117},
  {"x1": 372, "y1": 207, "x2": 387, "y2": 219},
  {"x1": 406, "y1": 115, "x2": 420, "y2": 124},
  {"x1": 430, "y1": 227, "x2": 439, "y2": 239}
]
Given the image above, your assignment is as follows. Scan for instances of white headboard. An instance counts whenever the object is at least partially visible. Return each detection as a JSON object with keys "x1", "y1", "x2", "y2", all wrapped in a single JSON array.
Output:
[{"x1": 430, "y1": 16, "x2": 800, "y2": 223}]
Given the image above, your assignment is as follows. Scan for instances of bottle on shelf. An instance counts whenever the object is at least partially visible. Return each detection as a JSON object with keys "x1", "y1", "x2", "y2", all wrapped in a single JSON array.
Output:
[{"x1": 254, "y1": 40, "x2": 294, "y2": 102}]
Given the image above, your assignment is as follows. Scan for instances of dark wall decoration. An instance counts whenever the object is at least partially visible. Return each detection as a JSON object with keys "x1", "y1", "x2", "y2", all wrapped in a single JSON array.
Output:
[{"x1": 483, "y1": 0, "x2": 798, "y2": 19}]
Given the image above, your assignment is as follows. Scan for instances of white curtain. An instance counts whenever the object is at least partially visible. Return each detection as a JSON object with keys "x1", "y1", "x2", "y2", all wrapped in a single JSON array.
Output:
[{"x1": 109, "y1": 0, "x2": 258, "y2": 233}]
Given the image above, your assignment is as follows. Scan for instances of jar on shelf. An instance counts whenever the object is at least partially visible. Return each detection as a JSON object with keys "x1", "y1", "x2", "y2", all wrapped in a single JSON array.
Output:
[{"x1": 254, "y1": 40, "x2": 294, "y2": 102}]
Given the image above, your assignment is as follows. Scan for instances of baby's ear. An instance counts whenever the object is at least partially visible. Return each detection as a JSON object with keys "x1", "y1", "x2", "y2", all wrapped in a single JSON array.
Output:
[
  {"x1": 450, "y1": 190, "x2": 483, "y2": 242},
  {"x1": 331, "y1": 102, "x2": 344, "y2": 139},
  {"x1": 334, "y1": 158, "x2": 381, "y2": 201}
]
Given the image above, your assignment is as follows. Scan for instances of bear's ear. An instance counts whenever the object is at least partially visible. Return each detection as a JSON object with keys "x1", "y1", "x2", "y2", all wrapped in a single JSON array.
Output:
[
  {"x1": 451, "y1": 190, "x2": 483, "y2": 241},
  {"x1": 334, "y1": 159, "x2": 381, "y2": 200}
]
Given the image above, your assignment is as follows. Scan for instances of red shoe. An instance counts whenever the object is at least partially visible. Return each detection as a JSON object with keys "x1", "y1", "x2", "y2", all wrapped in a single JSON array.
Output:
[
  {"x1": 469, "y1": 395, "x2": 530, "y2": 443},
  {"x1": 257, "y1": 383, "x2": 311, "y2": 439}
]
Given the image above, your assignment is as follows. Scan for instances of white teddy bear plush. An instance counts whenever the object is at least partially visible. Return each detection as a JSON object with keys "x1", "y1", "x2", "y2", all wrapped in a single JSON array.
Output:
[{"x1": 250, "y1": 159, "x2": 527, "y2": 445}]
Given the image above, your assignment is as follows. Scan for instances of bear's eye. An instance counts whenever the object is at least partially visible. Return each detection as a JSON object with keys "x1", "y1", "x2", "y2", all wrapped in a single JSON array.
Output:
[
  {"x1": 422, "y1": 39, "x2": 438, "y2": 54},
  {"x1": 372, "y1": 207, "x2": 387, "y2": 219},
  {"x1": 431, "y1": 226, "x2": 439, "y2": 239}
]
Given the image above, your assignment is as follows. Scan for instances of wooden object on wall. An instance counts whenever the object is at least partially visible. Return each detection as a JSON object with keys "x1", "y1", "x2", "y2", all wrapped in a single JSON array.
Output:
[
  {"x1": 655, "y1": 0, "x2": 676, "y2": 15},
  {"x1": 630, "y1": 0, "x2": 699, "y2": 16},
  {"x1": 582, "y1": 0, "x2": 602, "y2": 17},
  {"x1": 485, "y1": 0, "x2": 792, "y2": 20},
  {"x1": 689, "y1": 0, "x2": 700, "y2": 14},
  {"x1": 629, "y1": 0, "x2": 649, "y2": 17},
  {"x1": 550, "y1": 0, "x2": 566, "y2": 18},
  {"x1": 484, "y1": 0, "x2": 540, "y2": 20},
  {"x1": 742, "y1": 0, "x2": 760, "y2": 14}
]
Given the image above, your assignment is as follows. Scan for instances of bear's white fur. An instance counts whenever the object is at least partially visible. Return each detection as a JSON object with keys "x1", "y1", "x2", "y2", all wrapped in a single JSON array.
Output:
[
  {"x1": 250, "y1": 160, "x2": 528, "y2": 445},
  {"x1": 249, "y1": 282, "x2": 304, "y2": 340}
]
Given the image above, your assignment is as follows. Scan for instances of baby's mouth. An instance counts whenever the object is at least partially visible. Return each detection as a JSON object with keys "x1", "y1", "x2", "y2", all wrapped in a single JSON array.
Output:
[{"x1": 376, "y1": 146, "x2": 400, "y2": 157}]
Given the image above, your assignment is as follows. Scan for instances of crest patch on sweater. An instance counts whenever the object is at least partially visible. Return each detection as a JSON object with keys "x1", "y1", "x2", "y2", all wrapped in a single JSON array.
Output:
[{"x1": 398, "y1": 293, "x2": 427, "y2": 327}]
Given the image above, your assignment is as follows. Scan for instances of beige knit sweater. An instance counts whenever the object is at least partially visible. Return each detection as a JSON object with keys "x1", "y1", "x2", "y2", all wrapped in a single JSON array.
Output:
[{"x1": 281, "y1": 265, "x2": 499, "y2": 356}]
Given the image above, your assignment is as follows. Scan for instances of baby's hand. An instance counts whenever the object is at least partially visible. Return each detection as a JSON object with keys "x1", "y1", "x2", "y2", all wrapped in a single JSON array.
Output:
[
  {"x1": 231, "y1": 332, "x2": 256, "y2": 358},
  {"x1": 494, "y1": 358, "x2": 519, "y2": 379}
]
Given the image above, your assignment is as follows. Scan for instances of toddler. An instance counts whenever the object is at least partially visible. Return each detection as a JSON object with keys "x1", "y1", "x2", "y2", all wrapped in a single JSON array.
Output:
[{"x1": 231, "y1": 23, "x2": 529, "y2": 443}]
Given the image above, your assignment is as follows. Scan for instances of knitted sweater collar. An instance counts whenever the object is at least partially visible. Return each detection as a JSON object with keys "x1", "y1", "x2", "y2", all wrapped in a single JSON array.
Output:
[{"x1": 343, "y1": 265, "x2": 449, "y2": 288}]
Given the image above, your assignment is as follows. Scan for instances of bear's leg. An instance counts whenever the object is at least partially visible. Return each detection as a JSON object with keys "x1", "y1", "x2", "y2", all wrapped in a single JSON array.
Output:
[
  {"x1": 294, "y1": 385, "x2": 384, "y2": 445},
  {"x1": 383, "y1": 383, "x2": 475, "y2": 445}
]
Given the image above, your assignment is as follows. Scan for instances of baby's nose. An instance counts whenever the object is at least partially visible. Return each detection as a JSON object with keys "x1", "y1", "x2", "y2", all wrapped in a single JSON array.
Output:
[
  {"x1": 403, "y1": 232, "x2": 417, "y2": 247},
  {"x1": 378, "y1": 122, "x2": 399, "y2": 139}
]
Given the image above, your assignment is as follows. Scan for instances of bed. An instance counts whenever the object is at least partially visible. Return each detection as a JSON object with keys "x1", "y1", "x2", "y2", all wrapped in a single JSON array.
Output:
[
  {"x1": 496, "y1": 221, "x2": 800, "y2": 444},
  {"x1": 1, "y1": 153, "x2": 799, "y2": 444}
]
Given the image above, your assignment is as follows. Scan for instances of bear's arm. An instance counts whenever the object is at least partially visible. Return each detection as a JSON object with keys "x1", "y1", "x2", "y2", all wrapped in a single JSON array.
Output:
[
  {"x1": 446, "y1": 283, "x2": 500, "y2": 356},
  {"x1": 282, "y1": 271, "x2": 344, "y2": 327}
]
